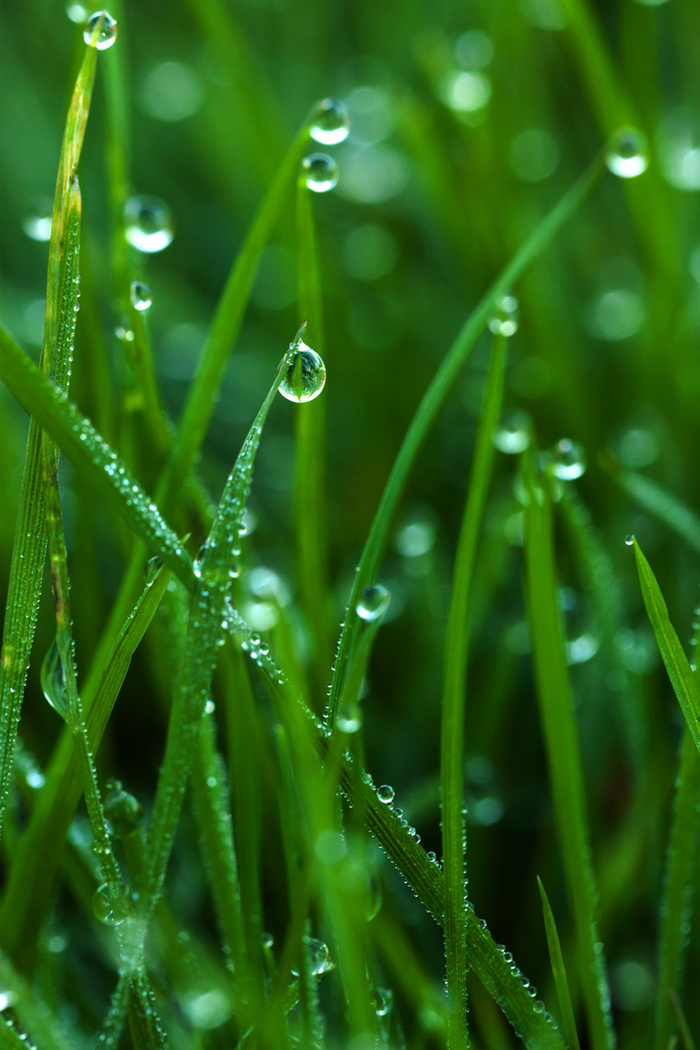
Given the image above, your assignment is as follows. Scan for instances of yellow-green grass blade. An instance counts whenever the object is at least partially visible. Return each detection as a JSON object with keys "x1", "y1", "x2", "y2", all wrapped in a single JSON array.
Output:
[
  {"x1": 524, "y1": 464, "x2": 614, "y2": 1050},
  {"x1": 538, "y1": 877, "x2": 582, "y2": 1050}
]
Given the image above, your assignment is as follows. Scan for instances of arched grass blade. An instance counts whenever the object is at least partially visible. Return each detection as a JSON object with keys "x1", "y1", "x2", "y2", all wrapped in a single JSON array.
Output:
[{"x1": 538, "y1": 877, "x2": 582, "y2": 1050}]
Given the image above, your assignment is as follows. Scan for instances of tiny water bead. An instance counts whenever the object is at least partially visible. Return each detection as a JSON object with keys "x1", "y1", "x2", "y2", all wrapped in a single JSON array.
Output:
[
  {"x1": 278, "y1": 342, "x2": 326, "y2": 403},
  {"x1": 606, "y1": 127, "x2": 649, "y2": 179},
  {"x1": 41, "y1": 640, "x2": 68, "y2": 720},
  {"x1": 302, "y1": 153, "x2": 339, "y2": 193},
  {"x1": 310, "y1": 98, "x2": 351, "y2": 145},
  {"x1": 92, "y1": 881, "x2": 133, "y2": 926},
  {"x1": 488, "y1": 293, "x2": 519, "y2": 337},
  {"x1": 103, "y1": 779, "x2": 143, "y2": 838},
  {"x1": 356, "y1": 584, "x2": 390, "y2": 623},
  {"x1": 374, "y1": 987, "x2": 393, "y2": 1018},
  {"x1": 124, "y1": 195, "x2": 174, "y2": 253},
  {"x1": 551, "y1": 438, "x2": 586, "y2": 480},
  {"x1": 83, "y1": 10, "x2": 117, "y2": 50},
  {"x1": 377, "y1": 784, "x2": 395, "y2": 804},
  {"x1": 494, "y1": 409, "x2": 531, "y2": 454},
  {"x1": 129, "y1": 280, "x2": 152, "y2": 312},
  {"x1": 337, "y1": 702, "x2": 363, "y2": 733},
  {"x1": 625, "y1": 534, "x2": 635, "y2": 546}
]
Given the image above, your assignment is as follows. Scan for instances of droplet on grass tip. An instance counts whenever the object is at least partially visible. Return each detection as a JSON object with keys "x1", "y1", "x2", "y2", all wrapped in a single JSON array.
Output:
[
  {"x1": 356, "y1": 584, "x2": 390, "y2": 622},
  {"x1": 278, "y1": 342, "x2": 326, "y2": 402},
  {"x1": 124, "y1": 195, "x2": 174, "y2": 253},
  {"x1": 494, "y1": 409, "x2": 531, "y2": 454},
  {"x1": 92, "y1": 881, "x2": 133, "y2": 926},
  {"x1": 551, "y1": 438, "x2": 586, "y2": 480},
  {"x1": 103, "y1": 779, "x2": 143, "y2": 838},
  {"x1": 310, "y1": 98, "x2": 351, "y2": 145},
  {"x1": 606, "y1": 127, "x2": 649, "y2": 178},
  {"x1": 377, "y1": 784, "x2": 395, "y2": 804},
  {"x1": 41, "y1": 640, "x2": 68, "y2": 720},
  {"x1": 488, "y1": 293, "x2": 519, "y2": 337},
  {"x1": 83, "y1": 10, "x2": 117, "y2": 50},
  {"x1": 130, "y1": 280, "x2": 152, "y2": 311},
  {"x1": 302, "y1": 152, "x2": 339, "y2": 192},
  {"x1": 625, "y1": 534, "x2": 635, "y2": 546}
]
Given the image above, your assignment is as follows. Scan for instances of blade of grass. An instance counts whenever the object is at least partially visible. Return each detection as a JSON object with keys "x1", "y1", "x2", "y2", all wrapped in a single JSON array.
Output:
[
  {"x1": 538, "y1": 877, "x2": 582, "y2": 1050},
  {"x1": 605, "y1": 460, "x2": 700, "y2": 556},
  {"x1": 631, "y1": 538, "x2": 700, "y2": 755},
  {"x1": 523, "y1": 460, "x2": 615, "y2": 1050},
  {"x1": 325, "y1": 153, "x2": 603, "y2": 730},
  {"x1": 441, "y1": 331, "x2": 508, "y2": 1047},
  {"x1": 667, "y1": 989, "x2": 698, "y2": 1050},
  {"x1": 0, "y1": 951, "x2": 77, "y2": 1050}
]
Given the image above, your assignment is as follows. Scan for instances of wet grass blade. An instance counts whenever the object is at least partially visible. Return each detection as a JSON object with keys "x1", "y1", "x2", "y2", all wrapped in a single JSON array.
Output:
[
  {"x1": 524, "y1": 463, "x2": 614, "y2": 1050},
  {"x1": 538, "y1": 877, "x2": 582, "y2": 1050},
  {"x1": 440, "y1": 332, "x2": 507, "y2": 1047},
  {"x1": 607, "y1": 463, "x2": 700, "y2": 555},
  {"x1": 631, "y1": 539, "x2": 700, "y2": 754},
  {"x1": 0, "y1": 950, "x2": 77, "y2": 1050},
  {"x1": 325, "y1": 154, "x2": 603, "y2": 728}
]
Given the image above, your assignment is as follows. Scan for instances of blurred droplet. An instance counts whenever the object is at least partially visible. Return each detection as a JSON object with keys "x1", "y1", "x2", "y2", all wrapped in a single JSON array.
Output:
[
  {"x1": 23, "y1": 200, "x2": 53, "y2": 242},
  {"x1": 494, "y1": 410, "x2": 531, "y2": 454},
  {"x1": 519, "y1": 0, "x2": 567, "y2": 30},
  {"x1": 551, "y1": 438, "x2": 586, "y2": 480},
  {"x1": 181, "y1": 988, "x2": 233, "y2": 1030},
  {"x1": 509, "y1": 129, "x2": 560, "y2": 182},
  {"x1": 343, "y1": 224, "x2": 398, "y2": 281},
  {"x1": 66, "y1": 2, "x2": 88, "y2": 23},
  {"x1": 439, "y1": 70, "x2": 491, "y2": 114},
  {"x1": 336, "y1": 144, "x2": 409, "y2": 203},
  {"x1": 588, "y1": 289, "x2": 645, "y2": 341},
  {"x1": 125, "y1": 196, "x2": 174, "y2": 253},
  {"x1": 302, "y1": 153, "x2": 338, "y2": 192},
  {"x1": 130, "y1": 280, "x2": 152, "y2": 312},
  {"x1": 346, "y1": 86, "x2": 396, "y2": 144},
  {"x1": 454, "y1": 30, "x2": 493, "y2": 69},
  {"x1": 657, "y1": 108, "x2": 700, "y2": 191},
  {"x1": 606, "y1": 127, "x2": 649, "y2": 178},
  {"x1": 357, "y1": 585, "x2": 390, "y2": 622},
  {"x1": 488, "y1": 294, "x2": 519, "y2": 337},
  {"x1": 140, "y1": 61, "x2": 204, "y2": 122},
  {"x1": 315, "y1": 829, "x2": 347, "y2": 865},
  {"x1": 310, "y1": 97, "x2": 351, "y2": 144},
  {"x1": 337, "y1": 702, "x2": 363, "y2": 733},
  {"x1": 611, "y1": 426, "x2": 659, "y2": 468},
  {"x1": 396, "y1": 509, "x2": 437, "y2": 558}
]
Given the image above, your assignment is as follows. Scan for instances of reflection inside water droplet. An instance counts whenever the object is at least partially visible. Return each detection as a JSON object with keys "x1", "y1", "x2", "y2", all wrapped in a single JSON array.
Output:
[
  {"x1": 124, "y1": 195, "x2": 174, "y2": 253},
  {"x1": 278, "y1": 342, "x2": 326, "y2": 402},
  {"x1": 83, "y1": 10, "x2": 117, "y2": 50},
  {"x1": 606, "y1": 127, "x2": 649, "y2": 178},
  {"x1": 41, "y1": 640, "x2": 68, "y2": 719},
  {"x1": 356, "y1": 584, "x2": 390, "y2": 622},
  {"x1": 302, "y1": 153, "x2": 339, "y2": 192},
  {"x1": 310, "y1": 97, "x2": 351, "y2": 145}
]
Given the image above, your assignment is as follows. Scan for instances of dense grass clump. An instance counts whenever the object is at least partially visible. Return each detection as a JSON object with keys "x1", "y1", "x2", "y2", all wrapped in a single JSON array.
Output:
[{"x1": 1, "y1": 2, "x2": 699, "y2": 1048}]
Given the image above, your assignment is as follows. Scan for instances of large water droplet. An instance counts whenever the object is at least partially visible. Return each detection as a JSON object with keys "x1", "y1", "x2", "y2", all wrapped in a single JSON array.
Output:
[
  {"x1": 494, "y1": 409, "x2": 531, "y2": 454},
  {"x1": 551, "y1": 438, "x2": 586, "y2": 480},
  {"x1": 308, "y1": 938, "x2": 333, "y2": 975},
  {"x1": 124, "y1": 195, "x2": 174, "y2": 253},
  {"x1": 41, "y1": 640, "x2": 68, "y2": 720},
  {"x1": 337, "y1": 702, "x2": 363, "y2": 733},
  {"x1": 302, "y1": 153, "x2": 339, "y2": 193},
  {"x1": 92, "y1": 881, "x2": 133, "y2": 926},
  {"x1": 606, "y1": 127, "x2": 649, "y2": 178},
  {"x1": 310, "y1": 98, "x2": 351, "y2": 145},
  {"x1": 374, "y1": 987, "x2": 393, "y2": 1017},
  {"x1": 488, "y1": 293, "x2": 519, "y2": 337},
  {"x1": 104, "y1": 779, "x2": 143, "y2": 838},
  {"x1": 130, "y1": 280, "x2": 152, "y2": 311},
  {"x1": 356, "y1": 584, "x2": 390, "y2": 622},
  {"x1": 83, "y1": 10, "x2": 117, "y2": 50},
  {"x1": 278, "y1": 342, "x2": 326, "y2": 402},
  {"x1": 625, "y1": 534, "x2": 635, "y2": 546},
  {"x1": 377, "y1": 784, "x2": 395, "y2": 804}
]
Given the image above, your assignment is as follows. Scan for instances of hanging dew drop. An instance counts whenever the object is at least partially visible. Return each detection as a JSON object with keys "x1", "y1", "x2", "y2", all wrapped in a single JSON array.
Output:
[
  {"x1": 310, "y1": 97, "x2": 351, "y2": 145},
  {"x1": 356, "y1": 584, "x2": 390, "y2": 622},
  {"x1": 374, "y1": 987, "x2": 393, "y2": 1017},
  {"x1": 606, "y1": 127, "x2": 649, "y2": 178},
  {"x1": 83, "y1": 10, "x2": 117, "y2": 49},
  {"x1": 41, "y1": 640, "x2": 68, "y2": 720},
  {"x1": 92, "y1": 882, "x2": 133, "y2": 926},
  {"x1": 145, "y1": 555, "x2": 163, "y2": 584},
  {"x1": 625, "y1": 534, "x2": 635, "y2": 546},
  {"x1": 278, "y1": 342, "x2": 326, "y2": 402},
  {"x1": 488, "y1": 293, "x2": 519, "y2": 337},
  {"x1": 494, "y1": 409, "x2": 531, "y2": 454},
  {"x1": 124, "y1": 195, "x2": 174, "y2": 253},
  {"x1": 551, "y1": 438, "x2": 586, "y2": 480},
  {"x1": 302, "y1": 153, "x2": 339, "y2": 192},
  {"x1": 103, "y1": 779, "x2": 143, "y2": 838},
  {"x1": 377, "y1": 784, "x2": 395, "y2": 804},
  {"x1": 308, "y1": 938, "x2": 333, "y2": 975},
  {"x1": 130, "y1": 280, "x2": 152, "y2": 311},
  {"x1": 337, "y1": 701, "x2": 363, "y2": 733}
]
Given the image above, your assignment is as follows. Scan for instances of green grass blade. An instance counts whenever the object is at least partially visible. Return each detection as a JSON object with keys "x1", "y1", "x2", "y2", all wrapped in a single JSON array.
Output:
[
  {"x1": 0, "y1": 950, "x2": 77, "y2": 1050},
  {"x1": 631, "y1": 539, "x2": 700, "y2": 754},
  {"x1": 667, "y1": 989, "x2": 698, "y2": 1050},
  {"x1": 325, "y1": 154, "x2": 603, "y2": 728},
  {"x1": 524, "y1": 463, "x2": 614, "y2": 1050},
  {"x1": 538, "y1": 877, "x2": 582, "y2": 1050},
  {"x1": 440, "y1": 332, "x2": 508, "y2": 1047},
  {"x1": 606, "y1": 462, "x2": 700, "y2": 555}
]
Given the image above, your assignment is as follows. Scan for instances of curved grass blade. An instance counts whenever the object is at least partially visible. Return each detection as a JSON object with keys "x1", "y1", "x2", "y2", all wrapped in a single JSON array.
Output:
[
  {"x1": 325, "y1": 153, "x2": 603, "y2": 729},
  {"x1": 606, "y1": 462, "x2": 700, "y2": 555},
  {"x1": 523, "y1": 461, "x2": 615, "y2": 1050},
  {"x1": 538, "y1": 877, "x2": 582, "y2": 1050},
  {"x1": 440, "y1": 332, "x2": 508, "y2": 1047},
  {"x1": 631, "y1": 539, "x2": 700, "y2": 754}
]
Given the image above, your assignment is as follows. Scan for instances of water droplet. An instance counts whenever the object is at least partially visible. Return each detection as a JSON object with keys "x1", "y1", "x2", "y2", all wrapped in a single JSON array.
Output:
[
  {"x1": 439, "y1": 70, "x2": 492, "y2": 115},
  {"x1": 396, "y1": 509, "x2": 437, "y2": 558},
  {"x1": 315, "y1": 829, "x2": 348, "y2": 865},
  {"x1": 625, "y1": 534, "x2": 635, "y2": 546},
  {"x1": 302, "y1": 153, "x2": 338, "y2": 193},
  {"x1": 374, "y1": 987, "x2": 393, "y2": 1017},
  {"x1": 124, "y1": 195, "x2": 174, "y2": 253},
  {"x1": 310, "y1": 97, "x2": 351, "y2": 145},
  {"x1": 377, "y1": 784, "x2": 395, "y2": 804},
  {"x1": 278, "y1": 341, "x2": 326, "y2": 402},
  {"x1": 606, "y1": 127, "x2": 649, "y2": 178},
  {"x1": 145, "y1": 555, "x2": 163, "y2": 584},
  {"x1": 115, "y1": 317, "x2": 134, "y2": 342},
  {"x1": 41, "y1": 640, "x2": 68, "y2": 720},
  {"x1": 130, "y1": 280, "x2": 152, "y2": 311},
  {"x1": 494, "y1": 409, "x2": 531, "y2": 454},
  {"x1": 92, "y1": 882, "x2": 133, "y2": 926},
  {"x1": 356, "y1": 584, "x2": 390, "y2": 622},
  {"x1": 337, "y1": 702, "x2": 363, "y2": 733},
  {"x1": 551, "y1": 438, "x2": 586, "y2": 480},
  {"x1": 23, "y1": 200, "x2": 53, "y2": 242},
  {"x1": 261, "y1": 931, "x2": 274, "y2": 949},
  {"x1": 488, "y1": 293, "x2": 519, "y2": 337},
  {"x1": 308, "y1": 938, "x2": 332, "y2": 975},
  {"x1": 83, "y1": 10, "x2": 117, "y2": 50},
  {"x1": 103, "y1": 779, "x2": 143, "y2": 838}
]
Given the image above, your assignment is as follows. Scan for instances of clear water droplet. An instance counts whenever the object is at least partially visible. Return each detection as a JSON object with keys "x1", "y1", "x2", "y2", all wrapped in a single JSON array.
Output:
[
  {"x1": 145, "y1": 555, "x2": 163, "y2": 584},
  {"x1": 302, "y1": 153, "x2": 338, "y2": 193},
  {"x1": 488, "y1": 293, "x2": 519, "y2": 337},
  {"x1": 83, "y1": 10, "x2": 117, "y2": 50},
  {"x1": 551, "y1": 438, "x2": 586, "y2": 480},
  {"x1": 41, "y1": 640, "x2": 68, "y2": 720},
  {"x1": 103, "y1": 779, "x2": 143, "y2": 838},
  {"x1": 124, "y1": 195, "x2": 174, "y2": 253},
  {"x1": 356, "y1": 584, "x2": 390, "y2": 622},
  {"x1": 606, "y1": 127, "x2": 649, "y2": 178},
  {"x1": 23, "y1": 201, "x2": 53, "y2": 242},
  {"x1": 92, "y1": 882, "x2": 133, "y2": 926},
  {"x1": 337, "y1": 702, "x2": 363, "y2": 733},
  {"x1": 310, "y1": 97, "x2": 351, "y2": 145},
  {"x1": 278, "y1": 341, "x2": 327, "y2": 402},
  {"x1": 308, "y1": 938, "x2": 332, "y2": 975},
  {"x1": 625, "y1": 534, "x2": 635, "y2": 546},
  {"x1": 374, "y1": 987, "x2": 393, "y2": 1017},
  {"x1": 494, "y1": 409, "x2": 531, "y2": 454},
  {"x1": 377, "y1": 784, "x2": 395, "y2": 804},
  {"x1": 130, "y1": 280, "x2": 152, "y2": 311}
]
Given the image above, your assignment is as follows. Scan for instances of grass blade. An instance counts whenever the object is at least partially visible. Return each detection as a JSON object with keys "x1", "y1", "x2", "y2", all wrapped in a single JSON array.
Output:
[
  {"x1": 440, "y1": 331, "x2": 508, "y2": 1047},
  {"x1": 0, "y1": 950, "x2": 77, "y2": 1050},
  {"x1": 524, "y1": 461, "x2": 614, "y2": 1050},
  {"x1": 538, "y1": 876, "x2": 582, "y2": 1050},
  {"x1": 606, "y1": 462, "x2": 700, "y2": 555}
]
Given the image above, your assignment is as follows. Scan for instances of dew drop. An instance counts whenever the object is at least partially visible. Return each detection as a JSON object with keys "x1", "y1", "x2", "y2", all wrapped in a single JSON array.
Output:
[
  {"x1": 337, "y1": 702, "x2": 363, "y2": 733},
  {"x1": 278, "y1": 342, "x2": 327, "y2": 402},
  {"x1": 124, "y1": 195, "x2": 174, "y2": 253},
  {"x1": 103, "y1": 779, "x2": 143, "y2": 838},
  {"x1": 261, "y1": 931, "x2": 274, "y2": 949},
  {"x1": 145, "y1": 555, "x2": 163, "y2": 584},
  {"x1": 310, "y1": 98, "x2": 351, "y2": 145},
  {"x1": 302, "y1": 153, "x2": 338, "y2": 193},
  {"x1": 356, "y1": 584, "x2": 390, "y2": 623},
  {"x1": 23, "y1": 201, "x2": 53, "y2": 242},
  {"x1": 308, "y1": 938, "x2": 333, "y2": 975},
  {"x1": 377, "y1": 784, "x2": 395, "y2": 804},
  {"x1": 606, "y1": 127, "x2": 649, "y2": 178},
  {"x1": 374, "y1": 987, "x2": 393, "y2": 1017},
  {"x1": 130, "y1": 280, "x2": 152, "y2": 311},
  {"x1": 83, "y1": 10, "x2": 117, "y2": 49},
  {"x1": 488, "y1": 293, "x2": 519, "y2": 337},
  {"x1": 625, "y1": 534, "x2": 635, "y2": 546},
  {"x1": 41, "y1": 640, "x2": 68, "y2": 720},
  {"x1": 551, "y1": 438, "x2": 586, "y2": 480},
  {"x1": 92, "y1": 881, "x2": 133, "y2": 926},
  {"x1": 494, "y1": 409, "x2": 531, "y2": 454}
]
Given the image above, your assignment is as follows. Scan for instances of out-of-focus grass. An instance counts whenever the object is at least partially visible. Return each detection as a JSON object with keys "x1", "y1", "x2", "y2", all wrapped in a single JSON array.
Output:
[{"x1": 1, "y1": 1, "x2": 699, "y2": 1047}]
